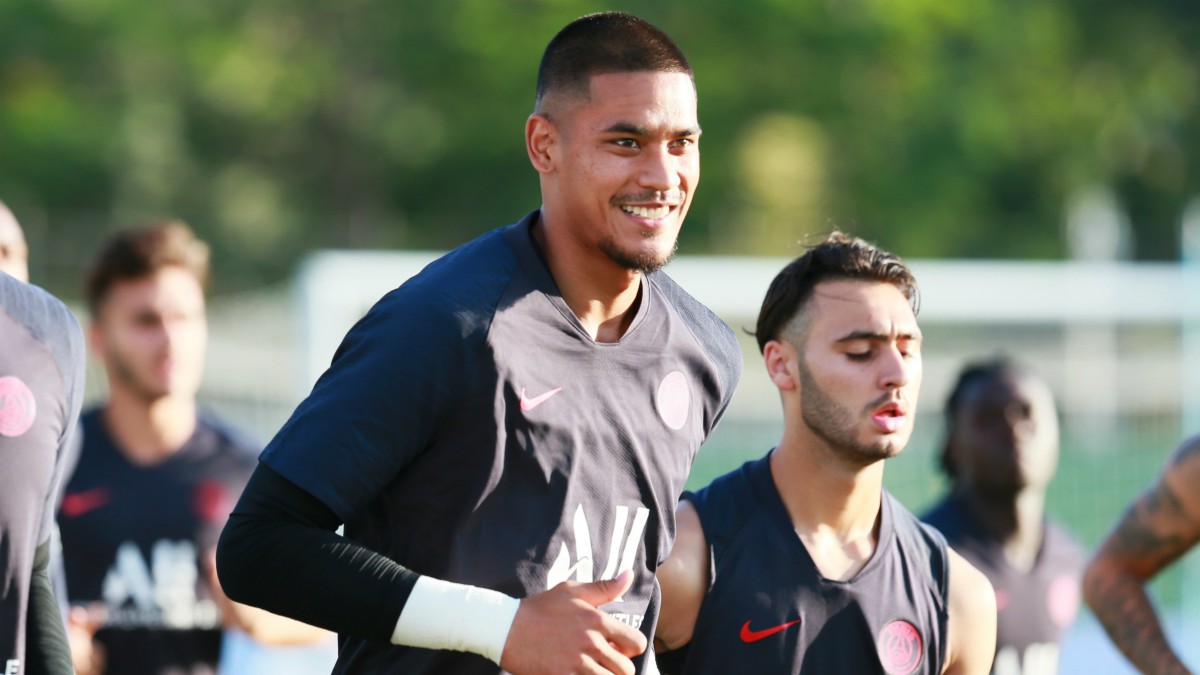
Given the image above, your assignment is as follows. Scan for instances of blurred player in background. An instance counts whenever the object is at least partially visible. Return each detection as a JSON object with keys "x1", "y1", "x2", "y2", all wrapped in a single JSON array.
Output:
[
  {"x1": 217, "y1": 11, "x2": 742, "y2": 675},
  {"x1": 1, "y1": 209, "x2": 84, "y2": 675},
  {"x1": 1083, "y1": 435, "x2": 1200, "y2": 675},
  {"x1": 57, "y1": 221, "x2": 333, "y2": 675},
  {"x1": 923, "y1": 359, "x2": 1083, "y2": 675},
  {"x1": 655, "y1": 233, "x2": 996, "y2": 674}
]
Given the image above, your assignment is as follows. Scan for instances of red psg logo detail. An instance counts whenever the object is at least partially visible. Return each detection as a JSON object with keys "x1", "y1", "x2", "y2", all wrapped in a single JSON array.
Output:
[
  {"x1": 877, "y1": 620, "x2": 923, "y2": 675},
  {"x1": 0, "y1": 376, "x2": 37, "y2": 438},
  {"x1": 194, "y1": 481, "x2": 230, "y2": 524}
]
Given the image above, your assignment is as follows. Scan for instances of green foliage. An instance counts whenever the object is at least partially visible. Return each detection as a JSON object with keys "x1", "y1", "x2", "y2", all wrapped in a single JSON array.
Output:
[{"x1": 2, "y1": 0, "x2": 1198, "y2": 295}]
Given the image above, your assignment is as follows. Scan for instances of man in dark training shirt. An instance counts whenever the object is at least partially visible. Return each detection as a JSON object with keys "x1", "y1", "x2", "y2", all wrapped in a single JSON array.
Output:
[
  {"x1": 924, "y1": 359, "x2": 1083, "y2": 675},
  {"x1": 58, "y1": 222, "x2": 329, "y2": 675},
  {"x1": 656, "y1": 233, "x2": 996, "y2": 675},
  {"x1": 217, "y1": 11, "x2": 742, "y2": 675}
]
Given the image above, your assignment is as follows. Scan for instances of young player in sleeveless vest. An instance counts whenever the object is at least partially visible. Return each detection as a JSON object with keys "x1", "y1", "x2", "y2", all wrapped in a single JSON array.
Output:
[{"x1": 656, "y1": 233, "x2": 996, "y2": 675}]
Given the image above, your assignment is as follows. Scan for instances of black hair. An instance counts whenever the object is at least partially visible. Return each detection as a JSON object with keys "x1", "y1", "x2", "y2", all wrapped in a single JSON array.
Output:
[
  {"x1": 753, "y1": 232, "x2": 918, "y2": 353},
  {"x1": 535, "y1": 12, "x2": 693, "y2": 111},
  {"x1": 938, "y1": 357, "x2": 1029, "y2": 477}
]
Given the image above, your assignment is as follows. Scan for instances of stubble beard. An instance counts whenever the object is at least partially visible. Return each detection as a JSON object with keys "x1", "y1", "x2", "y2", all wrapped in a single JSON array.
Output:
[
  {"x1": 598, "y1": 234, "x2": 678, "y2": 274},
  {"x1": 797, "y1": 358, "x2": 905, "y2": 466}
]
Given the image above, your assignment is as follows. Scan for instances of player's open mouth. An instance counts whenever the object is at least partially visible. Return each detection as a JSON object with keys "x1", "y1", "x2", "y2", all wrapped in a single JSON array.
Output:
[
  {"x1": 621, "y1": 204, "x2": 672, "y2": 220},
  {"x1": 871, "y1": 402, "x2": 906, "y2": 433}
]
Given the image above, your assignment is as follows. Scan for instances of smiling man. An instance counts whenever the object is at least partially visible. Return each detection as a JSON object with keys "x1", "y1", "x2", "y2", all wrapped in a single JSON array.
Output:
[
  {"x1": 217, "y1": 12, "x2": 742, "y2": 675},
  {"x1": 655, "y1": 233, "x2": 996, "y2": 675}
]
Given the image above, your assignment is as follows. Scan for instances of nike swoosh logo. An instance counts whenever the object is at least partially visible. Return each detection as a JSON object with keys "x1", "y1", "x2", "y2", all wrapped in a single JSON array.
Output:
[
  {"x1": 519, "y1": 387, "x2": 562, "y2": 412},
  {"x1": 740, "y1": 618, "x2": 802, "y2": 643},
  {"x1": 61, "y1": 487, "x2": 112, "y2": 518}
]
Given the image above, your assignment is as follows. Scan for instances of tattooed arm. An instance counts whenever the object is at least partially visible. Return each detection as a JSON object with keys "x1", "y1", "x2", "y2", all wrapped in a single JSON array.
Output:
[{"x1": 1083, "y1": 436, "x2": 1200, "y2": 675}]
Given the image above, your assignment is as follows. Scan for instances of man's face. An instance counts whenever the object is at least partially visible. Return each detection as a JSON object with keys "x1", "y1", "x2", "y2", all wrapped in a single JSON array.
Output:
[
  {"x1": 91, "y1": 266, "x2": 207, "y2": 402},
  {"x1": 794, "y1": 280, "x2": 923, "y2": 464},
  {"x1": 544, "y1": 70, "x2": 699, "y2": 273},
  {"x1": 0, "y1": 209, "x2": 28, "y2": 283},
  {"x1": 949, "y1": 371, "x2": 1060, "y2": 496}
]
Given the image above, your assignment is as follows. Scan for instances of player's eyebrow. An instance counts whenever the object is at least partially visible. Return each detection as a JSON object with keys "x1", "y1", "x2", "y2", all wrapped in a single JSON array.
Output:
[
  {"x1": 602, "y1": 122, "x2": 702, "y2": 138},
  {"x1": 835, "y1": 330, "x2": 922, "y2": 343}
]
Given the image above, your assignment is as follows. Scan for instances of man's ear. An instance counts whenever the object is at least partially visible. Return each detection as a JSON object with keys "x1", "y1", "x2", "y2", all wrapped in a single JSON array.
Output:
[
  {"x1": 526, "y1": 113, "x2": 558, "y2": 175},
  {"x1": 763, "y1": 340, "x2": 799, "y2": 392},
  {"x1": 87, "y1": 319, "x2": 107, "y2": 360}
]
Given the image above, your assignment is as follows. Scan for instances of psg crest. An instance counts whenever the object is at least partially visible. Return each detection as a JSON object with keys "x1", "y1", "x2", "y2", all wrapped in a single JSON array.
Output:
[{"x1": 877, "y1": 619, "x2": 923, "y2": 675}]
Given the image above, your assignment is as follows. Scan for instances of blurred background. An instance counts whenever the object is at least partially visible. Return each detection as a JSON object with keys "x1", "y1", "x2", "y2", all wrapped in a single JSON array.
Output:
[{"x1": 4, "y1": 0, "x2": 1200, "y2": 671}]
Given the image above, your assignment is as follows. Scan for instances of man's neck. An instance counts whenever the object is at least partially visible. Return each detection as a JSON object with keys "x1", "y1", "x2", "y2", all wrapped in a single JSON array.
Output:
[
  {"x1": 958, "y1": 487, "x2": 1046, "y2": 572},
  {"x1": 532, "y1": 209, "x2": 643, "y2": 343},
  {"x1": 103, "y1": 387, "x2": 198, "y2": 466},
  {"x1": 770, "y1": 431, "x2": 886, "y2": 582}
]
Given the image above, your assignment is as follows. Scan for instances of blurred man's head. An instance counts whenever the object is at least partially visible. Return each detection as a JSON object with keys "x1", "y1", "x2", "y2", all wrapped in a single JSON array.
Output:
[
  {"x1": 0, "y1": 201, "x2": 29, "y2": 283},
  {"x1": 940, "y1": 359, "x2": 1061, "y2": 498},
  {"x1": 528, "y1": 12, "x2": 699, "y2": 274},
  {"x1": 85, "y1": 221, "x2": 210, "y2": 403},
  {"x1": 757, "y1": 233, "x2": 922, "y2": 465}
]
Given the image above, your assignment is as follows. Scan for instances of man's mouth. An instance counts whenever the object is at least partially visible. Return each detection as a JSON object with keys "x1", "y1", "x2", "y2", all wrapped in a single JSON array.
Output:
[
  {"x1": 870, "y1": 401, "x2": 907, "y2": 433},
  {"x1": 621, "y1": 204, "x2": 672, "y2": 220}
]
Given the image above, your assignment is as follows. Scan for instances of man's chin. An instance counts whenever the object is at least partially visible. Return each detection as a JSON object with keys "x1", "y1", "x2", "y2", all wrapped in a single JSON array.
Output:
[{"x1": 599, "y1": 239, "x2": 678, "y2": 274}]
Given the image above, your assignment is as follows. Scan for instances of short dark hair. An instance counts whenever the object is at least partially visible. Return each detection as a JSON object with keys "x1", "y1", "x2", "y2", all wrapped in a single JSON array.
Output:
[
  {"x1": 85, "y1": 220, "x2": 210, "y2": 315},
  {"x1": 535, "y1": 12, "x2": 693, "y2": 111},
  {"x1": 938, "y1": 357, "x2": 1034, "y2": 477},
  {"x1": 753, "y1": 232, "x2": 918, "y2": 353}
]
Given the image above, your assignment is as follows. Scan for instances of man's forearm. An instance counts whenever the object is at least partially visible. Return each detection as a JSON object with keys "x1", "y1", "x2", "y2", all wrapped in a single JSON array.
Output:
[
  {"x1": 1084, "y1": 563, "x2": 1189, "y2": 675},
  {"x1": 216, "y1": 463, "x2": 419, "y2": 642},
  {"x1": 26, "y1": 540, "x2": 75, "y2": 675}
]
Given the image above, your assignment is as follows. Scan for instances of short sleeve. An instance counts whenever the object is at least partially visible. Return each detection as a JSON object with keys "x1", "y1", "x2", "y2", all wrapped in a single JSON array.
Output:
[{"x1": 260, "y1": 272, "x2": 498, "y2": 523}]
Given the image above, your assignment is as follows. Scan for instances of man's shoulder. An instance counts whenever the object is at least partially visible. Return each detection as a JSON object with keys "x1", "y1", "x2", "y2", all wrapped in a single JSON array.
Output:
[
  {"x1": 885, "y1": 490, "x2": 951, "y2": 594},
  {"x1": 647, "y1": 268, "x2": 743, "y2": 393},
  {"x1": 888, "y1": 491, "x2": 948, "y2": 547},
  {"x1": 686, "y1": 456, "x2": 771, "y2": 550},
  {"x1": 0, "y1": 274, "x2": 84, "y2": 367},
  {"x1": 648, "y1": 269, "x2": 737, "y2": 345},
  {"x1": 366, "y1": 222, "x2": 527, "y2": 328}
]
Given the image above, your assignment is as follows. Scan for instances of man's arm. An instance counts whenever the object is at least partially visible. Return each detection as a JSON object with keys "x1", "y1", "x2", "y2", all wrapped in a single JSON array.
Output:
[
  {"x1": 1082, "y1": 437, "x2": 1200, "y2": 675},
  {"x1": 217, "y1": 463, "x2": 646, "y2": 675},
  {"x1": 942, "y1": 549, "x2": 996, "y2": 675},
  {"x1": 25, "y1": 540, "x2": 74, "y2": 674},
  {"x1": 654, "y1": 500, "x2": 709, "y2": 654}
]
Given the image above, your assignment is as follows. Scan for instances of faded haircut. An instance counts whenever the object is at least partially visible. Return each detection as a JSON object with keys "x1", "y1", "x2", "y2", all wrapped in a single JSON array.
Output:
[
  {"x1": 534, "y1": 11, "x2": 693, "y2": 112},
  {"x1": 753, "y1": 232, "x2": 918, "y2": 353}
]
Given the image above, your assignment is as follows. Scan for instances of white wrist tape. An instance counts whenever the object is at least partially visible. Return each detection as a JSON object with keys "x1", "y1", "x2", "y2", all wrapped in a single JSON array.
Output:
[{"x1": 391, "y1": 576, "x2": 521, "y2": 665}]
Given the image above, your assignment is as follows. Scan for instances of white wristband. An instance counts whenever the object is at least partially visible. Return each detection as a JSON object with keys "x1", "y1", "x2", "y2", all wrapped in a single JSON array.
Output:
[{"x1": 391, "y1": 576, "x2": 521, "y2": 665}]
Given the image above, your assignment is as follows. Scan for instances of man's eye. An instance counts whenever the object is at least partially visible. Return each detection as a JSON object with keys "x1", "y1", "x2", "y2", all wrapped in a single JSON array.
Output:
[
  {"x1": 614, "y1": 138, "x2": 639, "y2": 149},
  {"x1": 846, "y1": 352, "x2": 871, "y2": 362},
  {"x1": 671, "y1": 138, "x2": 695, "y2": 150}
]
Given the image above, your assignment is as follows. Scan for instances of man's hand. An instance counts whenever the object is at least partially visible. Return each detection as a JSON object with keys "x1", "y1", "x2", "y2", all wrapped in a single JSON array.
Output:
[
  {"x1": 66, "y1": 604, "x2": 106, "y2": 675},
  {"x1": 500, "y1": 570, "x2": 647, "y2": 675}
]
